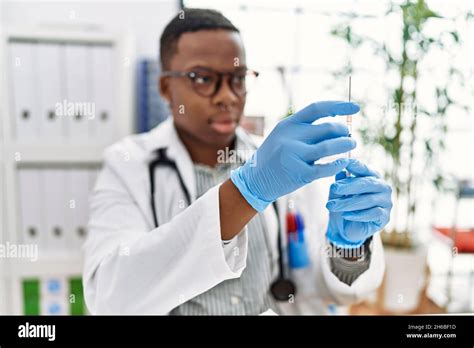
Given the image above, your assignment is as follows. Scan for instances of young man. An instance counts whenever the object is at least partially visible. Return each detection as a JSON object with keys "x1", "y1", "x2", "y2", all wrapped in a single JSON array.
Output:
[{"x1": 83, "y1": 8, "x2": 392, "y2": 315}]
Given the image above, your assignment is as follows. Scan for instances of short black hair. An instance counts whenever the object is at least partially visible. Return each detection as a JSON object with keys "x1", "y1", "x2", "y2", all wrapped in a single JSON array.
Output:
[{"x1": 159, "y1": 8, "x2": 240, "y2": 70}]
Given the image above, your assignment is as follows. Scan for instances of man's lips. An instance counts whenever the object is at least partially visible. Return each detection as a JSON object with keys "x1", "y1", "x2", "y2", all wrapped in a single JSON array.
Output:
[
  {"x1": 211, "y1": 118, "x2": 235, "y2": 124},
  {"x1": 209, "y1": 114, "x2": 237, "y2": 123},
  {"x1": 209, "y1": 117, "x2": 237, "y2": 134}
]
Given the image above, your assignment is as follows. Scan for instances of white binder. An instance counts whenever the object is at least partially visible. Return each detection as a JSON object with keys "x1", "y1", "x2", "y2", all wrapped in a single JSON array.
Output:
[
  {"x1": 36, "y1": 43, "x2": 64, "y2": 141},
  {"x1": 9, "y1": 42, "x2": 39, "y2": 142},
  {"x1": 64, "y1": 44, "x2": 91, "y2": 143},
  {"x1": 40, "y1": 277, "x2": 67, "y2": 298},
  {"x1": 90, "y1": 45, "x2": 115, "y2": 142},
  {"x1": 65, "y1": 168, "x2": 89, "y2": 250},
  {"x1": 43, "y1": 169, "x2": 67, "y2": 250},
  {"x1": 17, "y1": 169, "x2": 45, "y2": 248},
  {"x1": 40, "y1": 292, "x2": 68, "y2": 315}
]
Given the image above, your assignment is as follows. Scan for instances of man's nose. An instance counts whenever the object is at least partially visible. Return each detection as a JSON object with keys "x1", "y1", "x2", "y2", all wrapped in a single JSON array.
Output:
[{"x1": 212, "y1": 76, "x2": 239, "y2": 106}]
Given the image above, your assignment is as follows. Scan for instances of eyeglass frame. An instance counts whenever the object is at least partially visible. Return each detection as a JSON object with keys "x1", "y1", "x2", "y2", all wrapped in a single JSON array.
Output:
[{"x1": 161, "y1": 66, "x2": 259, "y2": 98}]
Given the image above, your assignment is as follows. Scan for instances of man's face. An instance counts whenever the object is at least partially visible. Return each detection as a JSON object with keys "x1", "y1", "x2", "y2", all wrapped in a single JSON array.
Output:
[{"x1": 160, "y1": 29, "x2": 246, "y2": 148}]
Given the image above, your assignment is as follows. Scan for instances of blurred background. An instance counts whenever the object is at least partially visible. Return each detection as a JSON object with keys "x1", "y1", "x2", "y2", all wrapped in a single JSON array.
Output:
[{"x1": 0, "y1": 0, "x2": 472, "y2": 315}]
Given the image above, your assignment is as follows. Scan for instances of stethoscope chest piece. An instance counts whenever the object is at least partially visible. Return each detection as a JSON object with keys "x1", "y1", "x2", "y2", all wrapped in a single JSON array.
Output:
[{"x1": 270, "y1": 278, "x2": 296, "y2": 302}]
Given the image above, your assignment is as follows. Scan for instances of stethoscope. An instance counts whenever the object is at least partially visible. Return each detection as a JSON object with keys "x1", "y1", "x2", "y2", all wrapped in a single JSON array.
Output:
[{"x1": 148, "y1": 147, "x2": 296, "y2": 301}]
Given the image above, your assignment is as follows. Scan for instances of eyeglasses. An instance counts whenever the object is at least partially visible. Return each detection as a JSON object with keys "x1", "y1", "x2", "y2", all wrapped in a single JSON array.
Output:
[{"x1": 161, "y1": 67, "x2": 259, "y2": 97}]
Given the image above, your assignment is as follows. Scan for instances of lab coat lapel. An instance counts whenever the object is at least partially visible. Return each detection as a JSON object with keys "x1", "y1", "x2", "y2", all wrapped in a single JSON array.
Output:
[
  {"x1": 144, "y1": 118, "x2": 197, "y2": 203},
  {"x1": 164, "y1": 128, "x2": 197, "y2": 203},
  {"x1": 105, "y1": 132, "x2": 155, "y2": 229}
]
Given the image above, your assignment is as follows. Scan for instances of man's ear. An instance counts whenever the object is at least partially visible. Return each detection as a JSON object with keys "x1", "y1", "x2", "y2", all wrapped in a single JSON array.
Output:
[{"x1": 159, "y1": 76, "x2": 171, "y2": 104}]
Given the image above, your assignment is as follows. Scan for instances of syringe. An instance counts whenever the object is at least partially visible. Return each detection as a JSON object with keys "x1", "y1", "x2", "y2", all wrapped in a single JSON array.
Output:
[{"x1": 346, "y1": 76, "x2": 352, "y2": 177}]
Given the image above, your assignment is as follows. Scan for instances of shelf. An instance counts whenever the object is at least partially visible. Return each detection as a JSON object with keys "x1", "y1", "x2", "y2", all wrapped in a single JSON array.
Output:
[
  {"x1": 5, "y1": 144, "x2": 108, "y2": 164},
  {"x1": 5, "y1": 26, "x2": 119, "y2": 45},
  {"x1": 0, "y1": 25, "x2": 134, "y2": 314},
  {"x1": 7, "y1": 252, "x2": 84, "y2": 277}
]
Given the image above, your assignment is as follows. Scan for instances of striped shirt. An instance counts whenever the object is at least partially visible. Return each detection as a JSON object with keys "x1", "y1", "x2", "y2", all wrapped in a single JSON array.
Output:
[{"x1": 170, "y1": 161, "x2": 279, "y2": 315}]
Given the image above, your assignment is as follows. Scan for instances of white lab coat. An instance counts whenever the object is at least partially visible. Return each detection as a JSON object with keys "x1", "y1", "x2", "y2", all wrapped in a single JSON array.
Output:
[{"x1": 83, "y1": 118, "x2": 385, "y2": 315}]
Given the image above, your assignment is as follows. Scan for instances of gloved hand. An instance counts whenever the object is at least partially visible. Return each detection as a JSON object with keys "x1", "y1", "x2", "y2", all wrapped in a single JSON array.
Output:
[
  {"x1": 231, "y1": 101, "x2": 359, "y2": 212},
  {"x1": 326, "y1": 159, "x2": 393, "y2": 248}
]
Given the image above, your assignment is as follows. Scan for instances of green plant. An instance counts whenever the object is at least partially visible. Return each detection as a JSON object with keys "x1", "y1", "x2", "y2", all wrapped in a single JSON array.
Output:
[{"x1": 331, "y1": 0, "x2": 471, "y2": 245}]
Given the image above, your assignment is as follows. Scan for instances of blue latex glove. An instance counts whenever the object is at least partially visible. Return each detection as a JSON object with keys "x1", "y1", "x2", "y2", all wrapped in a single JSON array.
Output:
[
  {"x1": 326, "y1": 159, "x2": 393, "y2": 248},
  {"x1": 231, "y1": 101, "x2": 359, "y2": 212}
]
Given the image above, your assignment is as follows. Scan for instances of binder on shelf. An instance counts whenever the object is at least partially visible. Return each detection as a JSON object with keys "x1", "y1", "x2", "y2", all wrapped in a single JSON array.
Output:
[
  {"x1": 36, "y1": 43, "x2": 64, "y2": 141},
  {"x1": 90, "y1": 45, "x2": 115, "y2": 142},
  {"x1": 137, "y1": 59, "x2": 170, "y2": 133},
  {"x1": 9, "y1": 42, "x2": 39, "y2": 142},
  {"x1": 40, "y1": 277, "x2": 67, "y2": 298},
  {"x1": 64, "y1": 44, "x2": 91, "y2": 143},
  {"x1": 41, "y1": 276, "x2": 69, "y2": 315},
  {"x1": 43, "y1": 169, "x2": 68, "y2": 250},
  {"x1": 69, "y1": 277, "x2": 86, "y2": 315},
  {"x1": 17, "y1": 169, "x2": 45, "y2": 248},
  {"x1": 66, "y1": 168, "x2": 90, "y2": 249},
  {"x1": 22, "y1": 278, "x2": 40, "y2": 315},
  {"x1": 41, "y1": 299, "x2": 68, "y2": 315}
]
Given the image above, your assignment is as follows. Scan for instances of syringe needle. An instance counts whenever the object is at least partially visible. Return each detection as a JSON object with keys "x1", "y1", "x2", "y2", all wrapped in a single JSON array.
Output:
[{"x1": 349, "y1": 75, "x2": 351, "y2": 102}]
